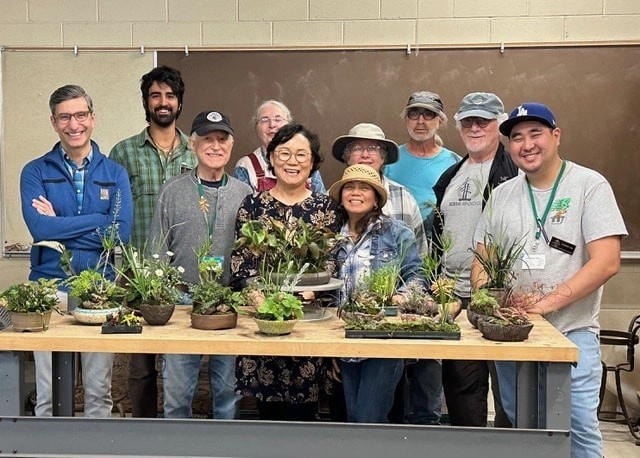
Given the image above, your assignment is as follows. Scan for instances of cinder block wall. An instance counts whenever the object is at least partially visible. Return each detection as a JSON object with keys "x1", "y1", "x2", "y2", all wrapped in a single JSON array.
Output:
[
  {"x1": 0, "y1": 0, "x2": 639, "y2": 47},
  {"x1": 1, "y1": 0, "x2": 639, "y2": 413}
]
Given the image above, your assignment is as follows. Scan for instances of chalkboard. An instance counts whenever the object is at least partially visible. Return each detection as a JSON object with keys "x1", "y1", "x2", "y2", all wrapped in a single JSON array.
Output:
[
  {"x1": 1, "y1": 50, "x2": 153, "y2": 252},
  {"x1": 160, "y1": 46, "x2": 640, "y2": 251}
]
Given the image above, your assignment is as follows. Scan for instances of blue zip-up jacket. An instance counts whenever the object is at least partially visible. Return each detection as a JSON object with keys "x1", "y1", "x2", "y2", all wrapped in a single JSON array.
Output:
[
  {"x1": 335, "y1": 216, "x2": 427, "y2": 303},
  {"x1": 20, "y1": 141, "x2": 133, "y2": 281}
]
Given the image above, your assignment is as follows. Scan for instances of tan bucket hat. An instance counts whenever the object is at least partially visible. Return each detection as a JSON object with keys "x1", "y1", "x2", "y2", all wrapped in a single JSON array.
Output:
[
  {"x1": 331, "y1": 123, "x2": 399, "y2": 164},
  {"x1": 328, "y1": 164, "x2": 388, "y2": 208}
]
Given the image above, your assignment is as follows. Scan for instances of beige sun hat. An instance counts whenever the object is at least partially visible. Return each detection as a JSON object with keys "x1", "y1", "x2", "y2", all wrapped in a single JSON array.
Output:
[
  {"x1": 331, "y1": 123, "x2": 399, "y2": 164},
  {"x1": 328, "y1": 164, "x2": 388, "y2": 208}
]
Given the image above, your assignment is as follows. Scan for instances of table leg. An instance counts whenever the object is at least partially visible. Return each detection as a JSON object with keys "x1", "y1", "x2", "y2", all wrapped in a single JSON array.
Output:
[
  {"x1": 51, "y1": 351, "x2": 75, "y2": 416},
  {"x1": 0, "y1": 351, "x2": 24, "y2": 416}
]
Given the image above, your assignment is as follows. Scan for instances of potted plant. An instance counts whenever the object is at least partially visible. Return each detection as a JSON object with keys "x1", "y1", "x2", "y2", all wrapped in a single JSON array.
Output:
[
  {"x1": 1, "y1": 278, "x2": 61, "y2": 332},
  {"x1": 467, "y1": 288, "x2": 501, "y2": 328},
  {"x1": 64, "y1": 269, "x2": 125, "y2": 324},
  {"x1": 190, "y1": 257, "x2": 244, "y2": 330},
  {"x1": 117, "y1": 245, "x2": 185, "y2": 325},
  {"x1": 61, "y1": 191, "x2": 127, "y2": 325},
  {"x1": 234, "y1": 216, "x2": 339, "y2": 285},
  {"x1": 246, "y1": 267, "x2": 305, "y2": 336},
  {"x1": 101, "y1": 308, "x2": 143, "y2": 334},
  {"x1": 476, "y1": 284, "x2": 539, "y2": 342},
  {"x1": 338, "y1": 264, "x2": 399, "y2": 325}
]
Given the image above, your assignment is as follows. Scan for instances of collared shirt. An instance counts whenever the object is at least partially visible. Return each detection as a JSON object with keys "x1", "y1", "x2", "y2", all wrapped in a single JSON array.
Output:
[
  {"x1": 382, "y1": 176, "x2": 428, "y2": 255},
  {"x1": 62, "y1": 148, "x2": 94, "y2": 214},
  {"x1": 109, "y1": 128, "x2": 196, "y2": 249}
]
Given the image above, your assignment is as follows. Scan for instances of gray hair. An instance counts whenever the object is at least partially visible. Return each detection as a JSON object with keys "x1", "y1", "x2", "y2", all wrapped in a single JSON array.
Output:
[
  {"x1": 251, "y1": 100, "x2": 293, "y2": 127},
  {"x1": 49, "y1": 85, "x2": 93, "y2": 114},
  {"x1": 454, "y1": 112, "x2": 508, "y2": 131}
]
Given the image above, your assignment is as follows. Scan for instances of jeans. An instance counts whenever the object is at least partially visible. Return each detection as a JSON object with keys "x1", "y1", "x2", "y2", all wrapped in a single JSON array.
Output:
[
  {"x1": 408, "y1": 359, "x2": 442, "y2": 424},
  {"x1": 495, "y1": 330, "x2": 602, "y2": 458},
  {"x1": 34, "y1": 351, "x2": 115, "y2": 417},
  {"x1": 162, "y1": 354, "x2": 240, "y2": 419},
  {"x1": 339, "y1": 358, "x2": 404, "y2": 423}
]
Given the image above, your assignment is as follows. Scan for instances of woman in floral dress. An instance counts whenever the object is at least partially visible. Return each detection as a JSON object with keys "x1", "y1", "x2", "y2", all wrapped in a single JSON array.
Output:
[{"x1": 230, "y1": 123, "x2": 342, "y2": 421}]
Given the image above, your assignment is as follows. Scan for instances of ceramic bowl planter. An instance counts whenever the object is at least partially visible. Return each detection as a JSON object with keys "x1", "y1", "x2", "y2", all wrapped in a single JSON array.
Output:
[
  {"x1": 191, "y1": 312, "x2": 237, "y2": 330},
  {"x1": 9, "y1": 310, "x2": 52, "y2": 332},
  {"x1": 73, "y1": 306, "x2": 120, "y2": 325},
  {"x1": 268, "y1": 270, "x2": 331, "y2": 286},
  {"x1": 253, "y1": 318, "x2": 298, "y2": 336},
  {"x1": 477, "y1": 318, "x2": 534, "y2": 342},
  {"x1": 139, "y1": 302, "x2": 175, "y2": 325},
  {"x1": 466, "y1": 308, "x2": 490, "y2": 329}
]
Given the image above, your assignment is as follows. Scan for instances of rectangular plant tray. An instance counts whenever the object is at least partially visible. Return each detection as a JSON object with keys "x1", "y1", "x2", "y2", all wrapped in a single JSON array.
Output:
[
  {"x1": 345, "y1": 329, "x2": 460, "y2": 340},
  {"x1": 101, "y1": 324, "x2": 143, "y2": 334}
]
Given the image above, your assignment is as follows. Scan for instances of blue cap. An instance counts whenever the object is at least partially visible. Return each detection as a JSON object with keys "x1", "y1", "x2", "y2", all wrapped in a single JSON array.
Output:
[{"x1": 499, "y1": 103, "x2": 557, "y2": 136}]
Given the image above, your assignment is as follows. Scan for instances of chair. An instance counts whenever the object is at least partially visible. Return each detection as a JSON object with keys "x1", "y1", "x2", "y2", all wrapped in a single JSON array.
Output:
[{"x1": 598, "y1": 314, "x2": 640, "y2": 445}]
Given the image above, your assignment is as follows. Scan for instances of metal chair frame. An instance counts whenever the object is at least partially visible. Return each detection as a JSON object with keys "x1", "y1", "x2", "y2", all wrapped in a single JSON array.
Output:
[{"x1": 598, "y1": 314, "x2": 640, "y2": 445}]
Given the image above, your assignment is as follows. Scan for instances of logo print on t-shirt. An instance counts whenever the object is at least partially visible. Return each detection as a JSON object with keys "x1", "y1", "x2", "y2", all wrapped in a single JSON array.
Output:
[
  {"x1": 549, "y1": 197, "x2": 571, "y2": 224},
  {"x1": 457, "y1": 178, "x2": 473, "y2": 201}
]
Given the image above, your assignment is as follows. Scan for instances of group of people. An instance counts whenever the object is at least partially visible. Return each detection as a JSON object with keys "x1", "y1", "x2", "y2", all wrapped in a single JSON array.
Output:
[{"x1": 20, "y1": 64, "x2": 626, "y2": 458}]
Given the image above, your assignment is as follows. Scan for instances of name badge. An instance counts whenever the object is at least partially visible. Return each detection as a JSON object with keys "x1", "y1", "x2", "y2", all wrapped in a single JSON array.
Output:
[
  {"x1": 522, "y1": 253, "x2": 546, "y2": 270},
  {"x1": 549, "y1": 237, "x2": 576, "y2": 255}
]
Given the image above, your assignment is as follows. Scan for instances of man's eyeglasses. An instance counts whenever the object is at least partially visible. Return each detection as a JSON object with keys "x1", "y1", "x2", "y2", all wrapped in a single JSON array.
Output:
[
  {"x1": 460, "y1": 117, "x2": 493, "y2": 129},
  {"x1": 274, "y1": 148, "x2": 311, "y2": 163},
  {"x1": 407, "y1": 109, "x2": 436, "y2": 121},
  {"x1": 349, "y1": 145, "x2": 383, "y2": 156},
  {"x1": 258, "y1": 116, "x2": 286, "y2": 125},
  {"x1": 54, "y1": 111, "x2": 92, "y2": 124}
]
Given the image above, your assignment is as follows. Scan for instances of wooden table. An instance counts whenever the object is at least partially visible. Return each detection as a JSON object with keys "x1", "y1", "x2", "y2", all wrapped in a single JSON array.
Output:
[{"x1": 0, "y1": 309, "x2": 578, "y2": 458}]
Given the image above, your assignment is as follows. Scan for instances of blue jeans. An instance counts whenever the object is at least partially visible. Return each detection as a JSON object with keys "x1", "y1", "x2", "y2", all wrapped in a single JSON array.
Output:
[
  {"x1": 34, "y1": 351, "x2": 115, "y2": 417},
  {"x1": 408, "y1": 359, "x2": 442, "y2": 424},
  {"x1": 495, "y1": 330, "x2": 602, "y2": 458},
  {"x1": 339, "y1": 358, "x2": 404, "y2": 423},
  {"x1": 162, "y1": 354, "x2": 240, "y2": 419}
]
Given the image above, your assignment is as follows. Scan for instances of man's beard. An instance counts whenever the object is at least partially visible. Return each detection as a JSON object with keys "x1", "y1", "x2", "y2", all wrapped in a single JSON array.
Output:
[{"x1": 149, "y1": 106, "x2": 177, "y2": 127}]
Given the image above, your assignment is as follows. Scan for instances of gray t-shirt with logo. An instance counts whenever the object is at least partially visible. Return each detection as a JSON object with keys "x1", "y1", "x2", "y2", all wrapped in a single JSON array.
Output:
[
  {"x1": 441, "y1": 159, "x2": 493, "y2": 297},
  {"x1": 474, "y1": 161, "x2": 627, "y2": 334}
]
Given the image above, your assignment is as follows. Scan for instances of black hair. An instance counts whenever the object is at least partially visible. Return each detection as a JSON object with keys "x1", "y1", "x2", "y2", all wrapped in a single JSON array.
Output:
[
  {"x1": 266, "y1": 123, "x2": 324, "y2": 175},
  {"x1": 140, "y1": 65, "x2": 185, "y2": 122}
]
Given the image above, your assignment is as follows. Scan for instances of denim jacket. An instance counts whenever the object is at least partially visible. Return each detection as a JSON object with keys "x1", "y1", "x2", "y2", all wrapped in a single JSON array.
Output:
[{"x1": 335, "y1": 216, "x2": 426, "y2": 305}]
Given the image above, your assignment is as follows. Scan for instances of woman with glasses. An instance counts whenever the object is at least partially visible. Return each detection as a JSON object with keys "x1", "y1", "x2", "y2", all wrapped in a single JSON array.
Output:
[
  {"x1": 230, "y1": 123, "x2": 342, "y2": 421},
  {"x1": 233, "y1": 100, "x2": 326, "y2": 193}
]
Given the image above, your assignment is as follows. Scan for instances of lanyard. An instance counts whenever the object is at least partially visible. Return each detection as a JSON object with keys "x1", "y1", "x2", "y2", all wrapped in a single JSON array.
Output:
[
  {"x1": 196, "y1": 171, "x2": 227, "y2": 241},
  {"x1": 526, "y1": 160, "x2": 565, "y2": 250}
]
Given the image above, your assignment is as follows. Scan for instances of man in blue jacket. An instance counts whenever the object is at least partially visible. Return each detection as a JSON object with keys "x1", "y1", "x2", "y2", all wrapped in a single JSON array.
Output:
[{"x1": 20, "y1": 84, "x2": 133, "y2": 416}]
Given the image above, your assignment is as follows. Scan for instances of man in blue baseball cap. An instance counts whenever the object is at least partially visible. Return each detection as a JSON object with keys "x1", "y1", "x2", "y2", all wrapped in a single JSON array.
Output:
[{"x1": 472, "y1": 102, "x2": 627, "y2": 457}]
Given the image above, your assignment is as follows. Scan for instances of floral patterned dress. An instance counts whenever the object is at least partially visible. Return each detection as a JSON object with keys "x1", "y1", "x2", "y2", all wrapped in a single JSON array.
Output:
[{"x1": 231, "y1": 191, "x2": 342, "y2": 404}]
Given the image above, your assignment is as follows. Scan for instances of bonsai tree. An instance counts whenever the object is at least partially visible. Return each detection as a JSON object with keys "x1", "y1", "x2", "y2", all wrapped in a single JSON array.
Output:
[
  {"x1": 64, "y1": 269, "x2": 125, "y2": 310},
  {"x1": 1, "y1": 278, "x2": 61, "y2": 315},
  {"x1": 191, "y1": 257, "x2": 244, "y2": 316},
  {"x1": 62, "y1": 189, "x2": 126, "y2": 311},
  {"x1": 234, "y1": 216, "x2": 339, "y2": 274}
]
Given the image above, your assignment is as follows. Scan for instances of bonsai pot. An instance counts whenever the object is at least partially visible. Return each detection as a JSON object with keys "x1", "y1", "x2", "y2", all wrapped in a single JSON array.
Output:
[
  {"x1": 9, "y1": 310, "x2": 52, "y2": 332},
  {"x1": 73, "y1": 306, "x2": 120, "y2": 325},
  {"x1": 466, "y1": 308, "x2": 491, "y2": 329},
  {"x1": 253, "y1": 318, "x2": 298, "y2": 336},
  {"x1": 477, "y1": 318, "x2": 534, "y2": 342},
  {"x1": 191, "y1": 312, "x2": 238, "y2": 330},
  {"x1": 269, "y1": 270, "x2": 331, "y2": 286},
  {"x1": 139, "y1": 302, "x2": 175, "y2": 325}
]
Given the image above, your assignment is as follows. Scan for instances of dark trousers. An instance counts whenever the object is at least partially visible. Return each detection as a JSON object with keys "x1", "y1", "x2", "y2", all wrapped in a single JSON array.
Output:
[
  {"x1": 128, "y1": 353, "x2": 158, "y2": 418},
  {"x1": 442, "y1": 359, "x2": 512, "y2": 427},
  {"x1": 256, "y1": 400, "x2": 317, "y2": 421}
]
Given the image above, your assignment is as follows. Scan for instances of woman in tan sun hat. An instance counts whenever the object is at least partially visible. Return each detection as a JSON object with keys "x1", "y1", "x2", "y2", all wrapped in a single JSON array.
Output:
[{"x1": 328, "y1": 164, "x2": 427, "y2": 423}]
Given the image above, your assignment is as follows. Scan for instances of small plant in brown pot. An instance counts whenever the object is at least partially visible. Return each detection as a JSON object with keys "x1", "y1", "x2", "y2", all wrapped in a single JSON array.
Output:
[
  {"x1": 476, "y1": 284, "x2": 540, "y2": 342},
  {"x1": 1, "y1": 278, "x2": 61, "y2": 332},
  {"x1": 190, "y1": 257, "x2": 244, "y2": 331}
]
